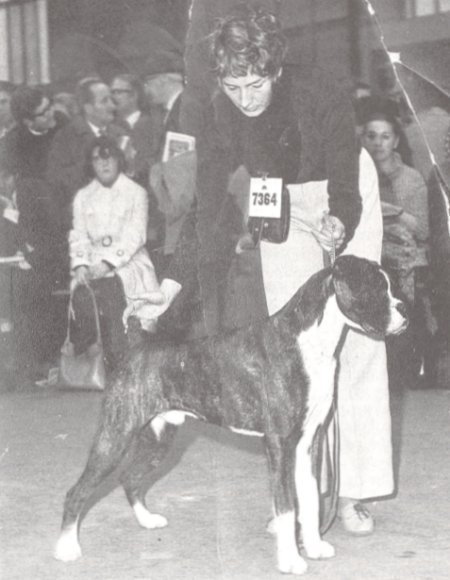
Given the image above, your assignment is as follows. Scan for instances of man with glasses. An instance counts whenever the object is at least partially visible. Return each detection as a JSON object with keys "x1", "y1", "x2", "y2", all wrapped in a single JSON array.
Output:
[
  {"x1": 47, "y1": 77, "x2": 126, "y2": 232},
  {"x1": 0, "y1": 86, "x2": 66, "y2": 387},
  {"x1": 110, "y1": 73, "x2": 157, "y2": 185},
  {"x1": 0, "y1": 86, "x2": 58, "y2": 180},
  {"x1": 142, "y1": 52, "x2": 185, "y2": 154}
]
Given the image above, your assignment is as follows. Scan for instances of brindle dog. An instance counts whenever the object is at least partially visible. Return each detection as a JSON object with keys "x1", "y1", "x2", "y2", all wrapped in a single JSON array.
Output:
[{"x1": 54, "y1": 255, "x2": 407, "y2": 575}]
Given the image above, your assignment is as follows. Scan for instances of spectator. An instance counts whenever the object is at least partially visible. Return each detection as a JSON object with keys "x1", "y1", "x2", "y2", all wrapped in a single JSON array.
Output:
[
  {"x1": 362, "y1": 111, "x2": 429, "y2": 295},
  {"x1": 353, "y1": 94, "x2": 413, "y2": 166},
  {"x1": 68, "y1": 136, "x2": 167, "y2": 374},
  {"x1": 0, "y1": 81, "x2": 15, "y2": 139},
  {"x1": 0, "y1": 86, "x2": 68, "y2": 385},
  {"x1": 110, "y1": 73, "x2": 157, "y2": 186},
  {"x1": 427, "y1": 163, "x2": 450, "y2": 389},
  {"x1": 1, "y1": 85, "x2": 58, "y2": 180},
  {"x1": 47, "y1": 77, "x2": 126, "y2": 231},
  {"x1": 0, "y1": 166, "x2": 65, "y2": 384},
  {"x1": 0, "y1": 85, "x2": 68, "y2": 280},
  {"x1": 0, "y1": 167, "x2": 18, "y2": 257},
  {"x1": 403, "y1": 74, "x2": 450, "y2": 181},
  {"x1": 0, "y1": 166, "x2": 18, "y2": 389},
  {"x1": 362, "y1": 110, "x2": 432, "y2": 387},
  {"x1": 52, "y1": 91, "x2": 80, "y2": 124},
  {"x1": 142, "y1": 52, "x2": 196, "y2": 274},
  {"x1": 142, "y1": 51, "x2": 185, "y2": 154}
]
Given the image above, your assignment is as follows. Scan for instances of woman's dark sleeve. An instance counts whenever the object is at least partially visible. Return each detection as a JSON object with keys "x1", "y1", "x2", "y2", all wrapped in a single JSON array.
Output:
[
  {"x1": 305, "y1": 70, "x2": 362, "y2": 243},
  {"x1": 322, "y1": 84, "x2": 362, "y2": 242}
]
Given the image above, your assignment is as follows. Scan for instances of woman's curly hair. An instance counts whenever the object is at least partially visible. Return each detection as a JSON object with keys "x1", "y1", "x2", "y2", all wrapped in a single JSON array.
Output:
[{"x1": 209, "y1": 3, "x2": 287, "y2": 79}]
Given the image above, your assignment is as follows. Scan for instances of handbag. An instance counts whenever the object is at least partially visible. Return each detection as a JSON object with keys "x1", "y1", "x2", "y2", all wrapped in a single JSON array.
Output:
[
  {"x1": 247, "y1": 185, "x2": 290, "y2": 245},
  {"x1": 58, "y1": 284, "x2": 105, "y2": 390}
]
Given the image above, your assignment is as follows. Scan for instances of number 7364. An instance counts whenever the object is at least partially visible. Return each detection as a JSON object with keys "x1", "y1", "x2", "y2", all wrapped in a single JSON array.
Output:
[{"x1": 252, "y1": 192, "x2": 278, "y2": 206}]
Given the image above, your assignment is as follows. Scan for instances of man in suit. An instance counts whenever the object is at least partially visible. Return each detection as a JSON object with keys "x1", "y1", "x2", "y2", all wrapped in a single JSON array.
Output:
[
  {"x1": 142, "y1": 52, "x2": 185, "y2": 153},
  {"x1": 141, "y1": 53, "x2": 196, "y2": 275},
  {"x1": 0, "y1": 87, "x2": 67, "y2": 385},
  {"x1": 47, "y1": 77, "x2": 126, "y2": 231},
  {"x1": 1, "y1": 85, "x2": 58, "y2": 180},
  {"x1": 110, "y1": 73, "x2": 158, "y2": 186}
]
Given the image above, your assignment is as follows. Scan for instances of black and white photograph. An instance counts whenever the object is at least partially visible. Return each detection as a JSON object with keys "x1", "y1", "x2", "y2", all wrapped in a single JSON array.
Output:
[{"x1": 0, "y1": 1, "x2": 449, "y2": 579}]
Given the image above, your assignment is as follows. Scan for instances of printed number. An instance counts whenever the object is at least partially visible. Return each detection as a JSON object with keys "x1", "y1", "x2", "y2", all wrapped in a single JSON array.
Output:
[{"x1": 252, "y1": 192, "x2": 278, "y2": 206}]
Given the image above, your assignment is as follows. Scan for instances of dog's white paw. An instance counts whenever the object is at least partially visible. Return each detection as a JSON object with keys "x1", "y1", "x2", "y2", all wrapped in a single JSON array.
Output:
[
  {"x1": 278, "y1": 553, "x2": 308, "y2": 575},
  {"x1": 54, "y1": 527, "x2": 82, "y2": 562},
  {"x1": 133, "y1": 503, "x2": 168, "y2": 529},
  {"x1": 303, "y1": 539, "x2": 335, "y2": 560}
]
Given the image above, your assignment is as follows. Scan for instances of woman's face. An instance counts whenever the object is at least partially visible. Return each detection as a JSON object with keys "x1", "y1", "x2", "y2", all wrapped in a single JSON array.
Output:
[
  {"x1": 220, "y1": 71, "x2": 276, "y2": 117},
  {"x1": 92, "y1": 147, "x2": 120, "y2": 186},
  {"x1": 362, "y1": 120, "x2": 399, "y2": 164}
]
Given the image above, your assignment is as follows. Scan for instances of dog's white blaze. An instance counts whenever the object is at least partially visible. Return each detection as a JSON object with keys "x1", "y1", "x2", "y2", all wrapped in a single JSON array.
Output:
[
  {"x1": 383, "y1": 271, "x2": 408, "y2": 335},
  {"x1": 294, "y1": 296, "x2": 342, "y2": 558},
  {"x1": 133, "y1": 502, "x2": 168, "y2": 529},
  {"x1": 151, "y1": 410, "x2": 198, "y2": 439},
  {"x1": 54, "y1": 522, "x2": 82, "y2": 562},
  {"x1": 273, "y1": 511, "x2": 308, "y2": 575},
  {"x1": 387, "y1": 298, "x2": 407, "y2": 334},
  {"x1": 228, "y1": 427, "x2": 264, "y2": 437}
]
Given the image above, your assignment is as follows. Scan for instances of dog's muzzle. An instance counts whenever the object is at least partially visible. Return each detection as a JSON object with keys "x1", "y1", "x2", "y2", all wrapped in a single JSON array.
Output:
[{"x1": 387, "y1": 299, "x2": 409, "y2": 335}]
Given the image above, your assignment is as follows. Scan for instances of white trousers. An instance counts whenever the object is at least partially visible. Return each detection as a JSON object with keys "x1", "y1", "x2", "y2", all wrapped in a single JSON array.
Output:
[{"x1": 261, "y1": 149, "x2": 394, "y2": 500}]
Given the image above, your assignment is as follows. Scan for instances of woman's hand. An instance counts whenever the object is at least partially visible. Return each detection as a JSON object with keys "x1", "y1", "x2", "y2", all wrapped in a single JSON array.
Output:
[
  {"x1": 312, "y1": 214, "x2": 346, "y2": 252},
  {"x1": 235, "y1": 232, "x2": 256, "y2": 254}
]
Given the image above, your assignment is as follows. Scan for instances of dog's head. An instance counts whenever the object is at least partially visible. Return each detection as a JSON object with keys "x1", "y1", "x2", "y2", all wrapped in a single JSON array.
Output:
[{"x1": 331, "y1": 255, "x2": 408, "y2": 337}]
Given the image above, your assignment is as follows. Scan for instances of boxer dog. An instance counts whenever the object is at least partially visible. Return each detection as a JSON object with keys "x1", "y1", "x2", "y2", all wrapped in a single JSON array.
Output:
[{"x1": 54, "y1": 255, "x2": 407, "y2": 575}]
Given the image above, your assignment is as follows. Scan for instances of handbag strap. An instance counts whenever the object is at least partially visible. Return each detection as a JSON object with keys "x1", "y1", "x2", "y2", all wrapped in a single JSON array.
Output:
[{"x1": 64, "y1": 283, "x2": 103, "y2": 347}]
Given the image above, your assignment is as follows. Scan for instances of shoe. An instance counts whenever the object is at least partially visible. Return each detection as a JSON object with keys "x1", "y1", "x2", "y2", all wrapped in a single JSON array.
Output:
[{"x1": 338, "y1": 501, "x2": 374, "y2": 536}]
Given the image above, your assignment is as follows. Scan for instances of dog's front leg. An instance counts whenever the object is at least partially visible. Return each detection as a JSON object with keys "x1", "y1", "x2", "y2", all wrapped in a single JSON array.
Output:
[
  {"x1": 266, "y1": 435, "x2": 308, "y2": 575},
  {"x1": 295, "y1": 428, "x2": 335, "y2": 560}
]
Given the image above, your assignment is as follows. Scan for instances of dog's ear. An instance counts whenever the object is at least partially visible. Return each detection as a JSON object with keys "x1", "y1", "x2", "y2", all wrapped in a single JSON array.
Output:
[
  {"x1": 292, "y1": 266, "x2": 334, "y2": 327},
  {"x1": 331, "y1": 255, "x2": 377, "y2": 298},
  {"x1": 331, "y1": 256, "x2": 363, "y2": 312}
]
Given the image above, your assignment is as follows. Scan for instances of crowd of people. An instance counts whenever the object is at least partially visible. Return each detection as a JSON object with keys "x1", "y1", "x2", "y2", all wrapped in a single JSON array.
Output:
[
  {"x1": 1, "y1": 0, "x2": 449, "y2": 539},
  {"x1": 0, "y1": 52, "x2": 188, "y2": 383}
]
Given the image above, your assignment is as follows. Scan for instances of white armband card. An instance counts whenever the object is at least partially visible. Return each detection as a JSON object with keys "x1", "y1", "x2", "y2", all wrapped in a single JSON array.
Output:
[{"x1": 248, "y1": 177, "x2": 283, "y2": 219}]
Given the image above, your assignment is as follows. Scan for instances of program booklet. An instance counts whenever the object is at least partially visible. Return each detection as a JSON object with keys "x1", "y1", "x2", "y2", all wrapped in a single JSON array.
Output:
[{"x1": 162, "y1": 131, "x2": 196, "y2": 162}]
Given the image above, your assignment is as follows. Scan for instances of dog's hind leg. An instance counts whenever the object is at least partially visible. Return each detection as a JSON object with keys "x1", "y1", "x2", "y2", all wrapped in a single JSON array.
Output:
[
  {"x1": 54, "y1": 421, "x2": 137, "y2": 562},
  {"x1": 266, "y1": 434, "x2": 308, "y2": 575},
  {"x1": 120, "y1": 418, "x2": 181, "y2": 530}
]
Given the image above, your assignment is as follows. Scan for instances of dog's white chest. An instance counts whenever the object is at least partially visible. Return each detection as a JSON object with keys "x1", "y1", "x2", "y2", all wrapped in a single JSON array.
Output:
[{"x1": 297, "y1": 298, "x2": 343, "y2": 427}]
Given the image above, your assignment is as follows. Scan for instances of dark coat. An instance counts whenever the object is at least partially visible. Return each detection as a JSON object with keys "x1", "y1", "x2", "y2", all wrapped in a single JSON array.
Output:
[
  {"x1": 116, "y1": 112, "x2": 158, "y2": 186},
  {"x1": 0, "y1": 124, "x2": 59, "y2": 179},
  {"x1": 162, "y1": 67, "x2": 361, "y2": 339},
  {"x1": 15, "y1": 177, "x2": 68, "y2": 280}
]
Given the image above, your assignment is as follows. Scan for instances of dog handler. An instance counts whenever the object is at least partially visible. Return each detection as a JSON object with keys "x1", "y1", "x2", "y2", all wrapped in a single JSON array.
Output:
[
  {"x1": 204, "y1": 4, "x2": 394, "y2": 535},
  {"x1": 152, "y1": 3, "x2": 393, "y2": 534}
]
